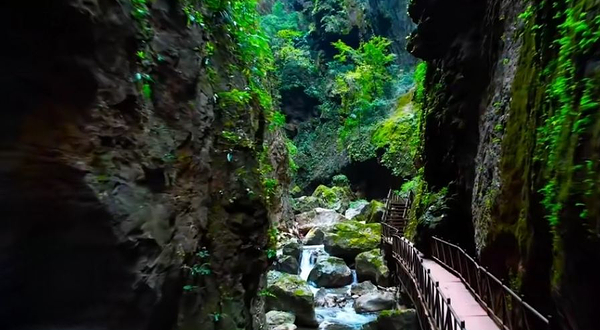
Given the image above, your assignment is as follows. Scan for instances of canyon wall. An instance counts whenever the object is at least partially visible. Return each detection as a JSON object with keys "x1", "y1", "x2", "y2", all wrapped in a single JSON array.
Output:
[
  {"x1": 0, "y1": 1, "x2": 290, "y2": 329},
  {"x1": 408, "y1": 1, "x2": 600, "y2": 329}
]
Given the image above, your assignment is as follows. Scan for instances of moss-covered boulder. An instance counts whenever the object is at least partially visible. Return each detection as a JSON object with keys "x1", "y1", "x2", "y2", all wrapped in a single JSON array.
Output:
[
  {"x1": 296, "y1": 208, "x2": 347, "y2": 234},
  {"x1": 312, "y1": 185, "x2": 355, "y2": 213},
  {"x1": 370, "y1": 309, "x2": 418, "y2": 330},
  {"x1": 354, "y1": 200, "x2": 385, "y2": 223},
  {"x1": 266, "y1": 271, "x2": 318, "y2": 327},
  {"x1": 355, "y1": 249, "x2": 389, "y2": 286},
  {"x1": 332, "y1": 174, "x2": 350, "y2": 187},
  {"x1": 292, "y1": 196, "x2": 320, "y2": 214},
  {"x1": 324, "y1": 221, "x2": 381, "y2": 263},
  {"x1": 303, "y1": 227, "x2": 326, "y2": 245},
  {"x1": 308, "y1": 256, "x2": 353, "y2": 288},
  {"x1": 351, "y1": 281, "x2": 378, "y2": 296}
]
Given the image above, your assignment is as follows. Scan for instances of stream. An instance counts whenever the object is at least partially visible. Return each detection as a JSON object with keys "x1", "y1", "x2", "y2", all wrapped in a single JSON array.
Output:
[{"x1": 299, "y1": 245, "x2": 377, "y2": 329}]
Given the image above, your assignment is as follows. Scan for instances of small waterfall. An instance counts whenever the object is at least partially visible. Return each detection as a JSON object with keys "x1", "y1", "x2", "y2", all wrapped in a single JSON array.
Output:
[
  {"x1": 300, "y1": 245, "x2": 325, "y2": 281},
  {"x1": 299, "y1": 245, "x2": 377, "y2": 329}
]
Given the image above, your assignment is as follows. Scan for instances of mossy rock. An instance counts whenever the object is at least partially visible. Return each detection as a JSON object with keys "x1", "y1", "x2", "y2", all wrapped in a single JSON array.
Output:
[
  {"x1": 355, "y1": 249, "x2": 389, "y2": 286},
  {"x1": 332, "y1": 174, "x2": 350, "y2": 187},
  {"x1": 345, "y1": 199, "x2": 369, "y2": 219},
  {"x1": 266, "y1": 271, "x2": 318, "y2": 327},
  {"x1": 354, "y1": 200, "x2": 385, "y2": 223},
  {"x1": 308, "y1": 256, "x2": 353, "y2": 288},
  {"x1": 303, "y1": 227, "x2": 325, "y2": 245},
  {"x1": 324, "y1": 221, "x2": 381, "y2": 263},
  {"x1": 312, "y1": 185, "x2": 355, "y2": 213},
  {"x1": 292, "y1": 196, "x2": 320, "y2": 214},
  {"x1": 374, "y1": 309, "x2": 417, "y2": 330}
]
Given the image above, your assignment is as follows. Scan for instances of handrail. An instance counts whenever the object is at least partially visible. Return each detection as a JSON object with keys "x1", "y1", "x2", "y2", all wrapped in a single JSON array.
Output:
[
  {"x1": 430, "y1": 237, "x2": 550, "y2": 330},
  {"x1": 391, "y1": 234, "x2": 466, "y2": 330}
]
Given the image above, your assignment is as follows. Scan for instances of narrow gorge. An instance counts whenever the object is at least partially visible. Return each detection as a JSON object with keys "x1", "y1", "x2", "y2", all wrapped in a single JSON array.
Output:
[{"x1": 0, "y1": 1, "x2": 598, "y2": 330}]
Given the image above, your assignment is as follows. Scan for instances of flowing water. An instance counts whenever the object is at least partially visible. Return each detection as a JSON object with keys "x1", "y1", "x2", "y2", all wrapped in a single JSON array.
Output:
[{"x1": 300, "y1": 246, "x2": 377, "y2": 329}]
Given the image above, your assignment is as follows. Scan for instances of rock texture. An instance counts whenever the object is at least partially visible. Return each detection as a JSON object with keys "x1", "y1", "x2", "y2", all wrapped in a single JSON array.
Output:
[
  {"x1": 308, "y1": 256, "x2": 353, "y2": 288},
  {"x1": 324, "y1": 221, "x2": 381, "y2": 263},
  {"x1": 0, "y1": 1, "x2": 290, "y2": 330},
  {"x1": 295, "y1": 208, "x2": 347, "y2": 234},
  {"x1": 408, "y1": 0, "x2": 600, "y2": 329},
  {"x1": 353, "y1": 292, "x2": 396, "y2": 313},
  {"x1": 355, "y1": 249, "x2": 389, "y2": 286},
  {"x1": 266, "y1": 272, "x2": 318, "y2": 327}
]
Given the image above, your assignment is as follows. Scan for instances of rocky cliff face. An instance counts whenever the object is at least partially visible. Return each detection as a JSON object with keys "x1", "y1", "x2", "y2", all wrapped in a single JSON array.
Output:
[
  {"x1": 409, "y1": 1, "x2": 600, "y2": 329},
  {"x1": 0, "y1": 1, "x2": 290, "y2": 330}
]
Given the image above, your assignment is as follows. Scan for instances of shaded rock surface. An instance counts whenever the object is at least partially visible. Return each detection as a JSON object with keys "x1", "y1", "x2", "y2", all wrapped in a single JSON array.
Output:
[
  {"x1": 375, "y1": 309, "x2": 418, "y2": 330},
  {"x1": 355, "y1": 249, "x2": 389, "y2": 286},
  {"x1": 303, "y1": 227, "x2": 326, "y2": 245},
  {"x1": 345, "y1": 200, "x2": 369, "y2": 219},
  {"x1": 267, "y1": 311, "x2": 296, "y2": 328},
  {"x1": 267, "y1": 271, "x2": 318, "y2": 327},
  {"x1": 315, "y1": 287, "x2": 352, "y2": 308},
  {"x1": 275, "y1": 255, "x2": 300, "y2": 275},
  {"x1": 354, "y1": 292, "x2": 396, "y2": 313},
  {"x1": 282, "y1": 240, "x2": 302, "y2": 261},
  {"x1": 308, "y1": 256, "x2": 353, "y2": 288},
  {"x1": 354, "y1": 200, "x2": 385, "y2": 223},
  {"x1": 351, "y1": 281, "x2": 378, "y2": 297}
]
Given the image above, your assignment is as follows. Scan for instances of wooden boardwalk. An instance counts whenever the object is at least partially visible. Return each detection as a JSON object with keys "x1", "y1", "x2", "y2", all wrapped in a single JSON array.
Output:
[
  {"x1": 421, "y1": 259, "x2": 500, "y2": 330},
  {"x1": 382, "y1": 190, "x2": 550, "y2": 330}
]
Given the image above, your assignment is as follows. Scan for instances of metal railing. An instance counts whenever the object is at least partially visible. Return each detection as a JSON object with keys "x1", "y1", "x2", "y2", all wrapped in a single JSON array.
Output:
[
  {"x1": 430, "y1": 237, "x2": 551, "y2": 330},
  {"x1": 390, "y1": 233, "x2": 466, "y2": 330}
]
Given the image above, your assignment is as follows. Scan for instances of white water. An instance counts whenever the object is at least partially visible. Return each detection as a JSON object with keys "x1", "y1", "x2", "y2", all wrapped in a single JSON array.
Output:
[{"x1": 299, "y1": 245, "x2": 377, "y2": 329}]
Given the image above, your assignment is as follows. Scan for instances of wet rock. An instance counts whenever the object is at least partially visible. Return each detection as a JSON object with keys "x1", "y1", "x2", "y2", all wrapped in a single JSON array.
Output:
[
  {"x1": 266, "y1": 271, "x2": 318, "y2": 327},
  {"x1": 354, "y1": 200, "x2": 385, "y2": 223},
  {"x1": 308, "y1": 256, "x2": 353, "y2": 288},
  {"x1": 303, "y1": 227, "x2": 326, "y2": 245},
  {"x1": 273, "y1": 324, "x2": 298, "y2": 330},
  {"x1": 312, "y1": 185, "x2": 355, "y2": 213},
  {"x1": 296, "y1": 208, "x2": 347, "y2": 234},
  {"x1": 344, "y1": 200, "x2": 369, "y2": 219},
  {"x1": 355, "y1": 249, "x2": 389, "y2": 286},
  {"x1": 320, "y1": 321, "x2": 355, "y2": 330},
  {"x1": 282, "y1": 240, "x2": 302, "y2": 261},
  {"x1": 275, "y1": 255, "x2": 300, "y2": 275},
  {"x1": 351, "y1": 281, "x2": 378, "y2": 296},
  {"x1": 293, "y1": 196, "x2": 321, "y2": 214},
  {"x1": 354, "y1": 292, "x2": 396, "y2": 313},
  {"x1": 267, "y1": 310, "x2": 296, "y2": 330},
  {"x1": 324, "y1": 221, "x2": 381, "y2": 263},
  {"x1": 315, "y1": 287, "x2": 351, "y2": 308},
  {"x1": 375, "y1": 309, "x2": 418, "y2": 330}
]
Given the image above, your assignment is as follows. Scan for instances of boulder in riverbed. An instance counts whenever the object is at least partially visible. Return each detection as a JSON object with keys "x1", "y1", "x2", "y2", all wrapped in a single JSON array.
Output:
[
  {"x1": 267, "y1": 311, "x2": 295, "y2": 328},
  {"x1": 354, "y1": 200, "x2": 385, "y2": 223},
  {"x1": 281, "y1": 240, "x2": 302, "y2": 261},
  {"x1": 315, "y1": 287, "x2": 351, "y2": 308},
  {"x1": 355, "y1": 249, "x2": 389, "y2": 286},
  {"x1": 312, "y1": 185, "x2": 355, "y2": 213},
  {"x1": 354, "y1": 291, "x2": 396, "y2": 313},
  {"x1": 266, "y1": 271, "x2": 318, "y2": 327},
  {"x1": 371, "y1": 309, "x2": 418, "y2": 330},
  {"x1": 296, "y1": 208, "x2": 347, "y2": 234},
  {"x1": 351, "y1": 281, "x2": 378, "y2": 296},
  {"x1": 308, "y1": 256, "x2": 352, "y2": 288},
  {"x1": 302, "y1": 227, "x2": 325, "y2": 245},
  {"x1": 344, "y1": 200, "x2": 369, "y2": 219},
  {"x1": 320, "y1": 321, "x2": 355, "y2": 330},
  {"x1": 275, "y1": 254, "x2": 300, "y2": 275},
  {"x1": 323, "y1": 221, "x2": 381, "y2": 263},
  {"x1": 293, "y1": 196, "x2": 320, "y2": 214}
]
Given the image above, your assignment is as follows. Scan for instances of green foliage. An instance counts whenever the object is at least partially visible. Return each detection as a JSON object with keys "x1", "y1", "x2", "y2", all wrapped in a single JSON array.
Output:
[
  {"x1": 286, "y1": 138, "x2": 299, "y2": 172},
  {"x1": 218, "y1": 89, "x2": 252, "y2": 107},
  {"x1": 332, "y1": 174, "x2": 349, "y2": 187},
  {"x1": 183, "y1": 285, "x2": 198, "y2": 292},
  {"x1": 131, "y1": 0, "x2": 149, "y2": 21},
  {"x1": 258, "y1": 289, "x2": 277, "y2": 298},
  {"x1": 181, "y1": 0, "x2": 205, "y2": 26},
  {"x1": 269, "y1": 111, "x2": 287, "y2": 130}
]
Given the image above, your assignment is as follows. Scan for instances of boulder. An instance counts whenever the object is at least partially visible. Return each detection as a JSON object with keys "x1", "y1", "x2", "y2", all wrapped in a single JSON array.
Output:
[
  {"x1": 344, "y1": 200, "x2": 369, "y2": 219},
  {"x1": 312, "y1": 185, "x2": 355, "y2": 213},
  {"x1": 373, "y1": 309, "x2": 418, "y2": 330},
  {"x1": 293, "y1": 196, "x2": 320, "y2": 214},
  {"x1": 332, "y1": 174, "x2": 350, "y2": 187},
  {"x1": 302, "y1": 227, "x2": 325, "y2": 245},
  {"x1": 320, "y1": 322, "x2": 355, "y2": 330},
  {"x1": 281, "y1": 240, "x2": 302, "y2": 261},
  {"x1": 266, "y1": 271, "x2": 318, "y2": 327},
  {"x1": 324, "y1": 221, "x2": 381, "y2": 263},
  {"x1": 355, "y1": 249, "x2": 389, "y2": 286},
  {"x1": 315, "y1": 287, "x2": 351, "y2": 308},
  {"x1": 296, "y1": 208, "x2": 346, "y2": 234},
  {"x1": 267, "y1": 311, "x2": 295, "y2": 328},
  {"x1": 354, "y1": 292, "x2": 396, "y2": 313},
  {"x1": 275, "y1": 254, "x2": 300, "y2": 275},
  {"x1": 308, "y1": 256, "x2": 352, "y2": 288},
  {"x1": 273, "y1": 324, "x2": 297, "y2": 330},
  {"x1": 351, "y1": 281, "x2": 378, "y2": 296},
  {"x1": 354, "y1": 200, "x2": 385, "y2": 223}
]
